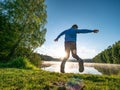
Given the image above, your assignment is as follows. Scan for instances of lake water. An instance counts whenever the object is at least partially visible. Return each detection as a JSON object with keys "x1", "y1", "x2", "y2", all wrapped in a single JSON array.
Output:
[{"x1": 41, "y1": 61, "x2": 102, "y2": 75}]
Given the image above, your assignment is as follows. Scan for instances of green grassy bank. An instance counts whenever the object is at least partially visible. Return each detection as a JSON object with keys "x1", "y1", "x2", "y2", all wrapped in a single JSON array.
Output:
[{"x1": 0, "y1": 68, "x2": 120, "y2": 90}]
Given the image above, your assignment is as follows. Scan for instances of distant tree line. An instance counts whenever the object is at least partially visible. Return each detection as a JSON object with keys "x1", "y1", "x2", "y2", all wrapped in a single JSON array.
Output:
[
  {"x1": 93, "y1": 41, "x2": 120, "y2": 64},
  {"x1": 0, "y1": 0, "x2": 47, "y2": 63}
]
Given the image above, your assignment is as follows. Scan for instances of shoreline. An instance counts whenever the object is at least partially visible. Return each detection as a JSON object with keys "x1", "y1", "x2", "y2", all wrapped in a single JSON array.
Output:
[
  {"x1": 42, "y1": 61, "x2": 120, "y2": 67},
  {"x1": 41, "y1": 61, "x2": 120, "y2": 75}
]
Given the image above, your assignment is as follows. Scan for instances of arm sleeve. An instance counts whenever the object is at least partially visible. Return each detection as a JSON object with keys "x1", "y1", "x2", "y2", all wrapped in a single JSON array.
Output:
[
  {"x1": 56, "y1": 31, "x2": 66, "y2": 39},
  {"x1": 76, "y1": 29, "x2": 94, "y2": 33}
]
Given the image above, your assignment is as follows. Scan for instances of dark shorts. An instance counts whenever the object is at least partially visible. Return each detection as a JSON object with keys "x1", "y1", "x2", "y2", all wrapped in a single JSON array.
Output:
[
  {"x1": 65, "y1": 41, "x2": 76, "y2": 51},
  {"x1": 64, "y1": 41, "x2": 80, "y2": 60}
]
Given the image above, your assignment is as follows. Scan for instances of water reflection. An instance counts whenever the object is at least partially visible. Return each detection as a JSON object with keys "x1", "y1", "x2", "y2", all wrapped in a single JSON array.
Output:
[{"x1": 41, "y1": 61, "x2": 102, "y2": 75}]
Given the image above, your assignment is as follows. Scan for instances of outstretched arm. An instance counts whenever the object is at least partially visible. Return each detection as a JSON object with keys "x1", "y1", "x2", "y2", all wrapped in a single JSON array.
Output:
[
  {"x1": 54, "y1": 31, "x2": 66, "y2": 42},
  {"x1": 77, "y1": 29, "x2": 99, "y2": 33}
]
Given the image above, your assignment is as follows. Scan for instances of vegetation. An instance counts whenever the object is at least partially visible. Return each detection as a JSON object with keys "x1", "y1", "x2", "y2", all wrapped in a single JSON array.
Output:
[
  {"x1": 0, "y1": 56, "x2": 38, "y2": 70},
  {"x1": 0, "y1": 57, "x2": 119, "y2": 90},
  {"x1": 93, "y1": 41, "x2": 120, "y2": 64},
  {"x1": 40, "y1": 54, "x2": 61, "y2": 61},
  {"x1": 0, "y1": 0, "x2": 47, "y2": 61},
  {"x1": 0, "y1": 68, "x2": 120, "y2": 90}
]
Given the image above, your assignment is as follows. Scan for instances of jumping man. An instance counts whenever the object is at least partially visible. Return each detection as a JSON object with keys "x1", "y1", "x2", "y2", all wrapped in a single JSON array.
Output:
[{"x1": 54, "y1": 24, "x2": 99, "y2": 73}]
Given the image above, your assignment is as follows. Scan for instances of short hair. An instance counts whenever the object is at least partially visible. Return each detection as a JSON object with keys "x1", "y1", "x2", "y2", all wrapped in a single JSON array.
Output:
[{"x1": 72, "y1": 24, "x2": 78, "y2": 29}]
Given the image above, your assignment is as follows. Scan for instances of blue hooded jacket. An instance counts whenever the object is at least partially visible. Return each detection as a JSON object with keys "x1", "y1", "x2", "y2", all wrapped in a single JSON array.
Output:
[{"x1": 56, "y1": 28, "x2": 94, "y2": 42}]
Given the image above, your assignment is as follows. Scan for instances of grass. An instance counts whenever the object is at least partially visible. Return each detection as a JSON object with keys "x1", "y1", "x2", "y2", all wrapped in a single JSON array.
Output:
[
  {"x1": 0, "y1": 57, "x2": 120, "y2": 90},
  {"x1": 0, "y1": 68, "x2": 120, "y2": 90}
]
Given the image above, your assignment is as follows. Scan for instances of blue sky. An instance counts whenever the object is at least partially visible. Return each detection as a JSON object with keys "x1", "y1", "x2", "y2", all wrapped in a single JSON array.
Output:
[{"x1": 36, "y1": 0, "x2": 120, "y2": 59}]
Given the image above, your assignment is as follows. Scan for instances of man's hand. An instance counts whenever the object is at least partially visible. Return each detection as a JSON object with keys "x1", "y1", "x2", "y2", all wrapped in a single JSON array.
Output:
[
  {"x1": 93, "y1": 29, "x2": 99, "y2": 33},
  {"x1": 54, "y1": 38, "x2": 58, "y2": 42}
]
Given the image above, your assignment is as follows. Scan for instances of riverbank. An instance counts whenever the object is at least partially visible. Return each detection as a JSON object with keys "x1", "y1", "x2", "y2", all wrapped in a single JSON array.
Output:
[{"x1": 0, "y1": 68, "x2": 120, "y2": 90}]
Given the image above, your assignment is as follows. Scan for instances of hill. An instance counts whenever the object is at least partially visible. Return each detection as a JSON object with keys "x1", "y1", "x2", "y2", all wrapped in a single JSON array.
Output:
[
  {"x1": 93, "y1": 41, "x2": 120, "y2": 64},
  {"x1": 40, "y1": 54, "x2": 60, "y2": 61},
  {"x1": 40, "y1": 54, "x2": 93, "y2": 62}
]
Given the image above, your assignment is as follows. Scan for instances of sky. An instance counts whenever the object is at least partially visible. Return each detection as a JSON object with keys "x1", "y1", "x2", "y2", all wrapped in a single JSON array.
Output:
[{"x1": 35, "y1": 0, "x2": 120, "y2": 59}]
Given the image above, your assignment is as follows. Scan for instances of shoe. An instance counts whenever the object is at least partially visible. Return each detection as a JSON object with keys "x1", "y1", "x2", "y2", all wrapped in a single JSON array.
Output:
[{"x1": 79, "y1": 60, "x2": 84, "y2": 72}]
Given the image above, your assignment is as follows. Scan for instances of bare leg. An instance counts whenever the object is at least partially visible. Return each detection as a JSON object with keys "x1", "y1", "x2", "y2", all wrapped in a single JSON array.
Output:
[
  {"x1": 61, "y1": 42, "x2": 70, "y2": 73},
  {"x1": 60, "y1": 58, "x2": 67, "y2": 73},
  {"x1": 71, "y1": 49, "x2": 84, "y2": 72}
]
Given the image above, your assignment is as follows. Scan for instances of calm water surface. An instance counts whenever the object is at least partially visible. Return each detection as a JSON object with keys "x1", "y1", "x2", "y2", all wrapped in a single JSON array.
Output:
[{"x1": 41, "y1": 61, "x2": 102, "y2": 75}]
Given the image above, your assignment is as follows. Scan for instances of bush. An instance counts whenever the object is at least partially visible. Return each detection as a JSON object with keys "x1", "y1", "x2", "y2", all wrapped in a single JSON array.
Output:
[
  {"x1": 29, "y1": 53, "x2": 42, "y2": 68},
  {"x1": 0, "y1": 57, "x2": 38, "y2": 70}
]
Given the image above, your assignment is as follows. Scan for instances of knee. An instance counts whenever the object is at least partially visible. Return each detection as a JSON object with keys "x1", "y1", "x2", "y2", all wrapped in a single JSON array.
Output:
[
  {"x1": 64, "y1": 54, "x2": 69, "y2": 60},
  {"x1": 72, "y1": 54, "x2": 77, "y2": 58}
]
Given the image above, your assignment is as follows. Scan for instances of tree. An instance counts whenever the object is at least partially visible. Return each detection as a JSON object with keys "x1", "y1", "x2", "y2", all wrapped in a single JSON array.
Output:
[
  {"x1": 0, "y1": 0, "x2": 47, "y2": 60},
  {"x1": 0, "y1": 13, "x2": 15, "y2": 61},
  {"x1": 93, "y1": 41, "x2": 120, "y2": 64}
]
